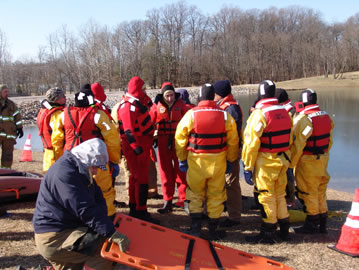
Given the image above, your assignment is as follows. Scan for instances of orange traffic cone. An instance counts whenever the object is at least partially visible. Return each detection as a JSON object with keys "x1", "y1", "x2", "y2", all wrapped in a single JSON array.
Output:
[
  {"x1": 328, "y1": 189, "x2": 359, "y2": 257},
  {"x1": 20, "y1": 134, "x2": 33, "y2": 162}
]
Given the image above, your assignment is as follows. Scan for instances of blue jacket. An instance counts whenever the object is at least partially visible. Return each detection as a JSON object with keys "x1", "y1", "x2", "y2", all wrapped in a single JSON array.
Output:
[{"x1": 33, "y1": 150, "x2": 115, "y2": 237}]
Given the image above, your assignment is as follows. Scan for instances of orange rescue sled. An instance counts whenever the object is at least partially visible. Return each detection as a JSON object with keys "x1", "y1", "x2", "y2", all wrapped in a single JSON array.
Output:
[{"x1": 101, "y1": 214, "x2": 295, "y2": 270}]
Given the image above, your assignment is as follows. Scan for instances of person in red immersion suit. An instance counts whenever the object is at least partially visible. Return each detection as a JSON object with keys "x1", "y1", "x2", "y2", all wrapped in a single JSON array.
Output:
[
  {"x1": 117, "y1": 76, "x2": 158, "y2": 224},
  {"x1": 150, "y1": 82, "x2": 189, "y2": 214}
]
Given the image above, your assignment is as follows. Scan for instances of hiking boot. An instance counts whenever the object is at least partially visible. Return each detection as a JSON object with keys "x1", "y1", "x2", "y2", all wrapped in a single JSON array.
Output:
[
  {"x1": 245, "y1": 222, "x2": 277, "y2": 244},
  {"x1": 208, "y1": 218, "x2": 226, "y2": 241},
  {"x1": 114, "y1": 200, "x2": 127, "y2": 208},
  {"x1": 134, "y1": 210, "x2": 160, "y2": 225},
  {"x1": 294, "y1": 214, "x2": 320, "y2": 234},
  {"x1": 319, "y1": 212, "x2": 328, "y2": 234},
  {"x1": 157, "y1": 200, "x2": 173, "y2": 214},
  {"x1": 219, "y1": 218, "x2": 241, "y2": 229},
  {"x1": 277, "y1": 218, "x2": 290, "y2": 241},
  {"x1": 187, "y1": 214, "x2": 203, "y2": 237}
]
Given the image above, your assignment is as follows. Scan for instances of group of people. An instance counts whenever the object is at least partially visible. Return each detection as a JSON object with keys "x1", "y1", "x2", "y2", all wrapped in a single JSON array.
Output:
[{"x1": 0, "y1": 77, "x2": 333, "y2": 269}]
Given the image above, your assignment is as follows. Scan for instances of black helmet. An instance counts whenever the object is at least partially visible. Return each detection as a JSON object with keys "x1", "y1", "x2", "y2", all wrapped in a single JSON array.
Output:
[
  {"x1": 258, "y1": 80, "x2": 276, "y2": 99},
  {"x1": 300, "y1": 89, "x2": 317, "y2": 106}
]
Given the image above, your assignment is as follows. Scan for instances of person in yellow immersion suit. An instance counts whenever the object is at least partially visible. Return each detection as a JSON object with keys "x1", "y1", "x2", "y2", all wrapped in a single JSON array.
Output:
[
  {"x1": 242, "y1": 80, "x2": 293, "y2": 244},
  {"x1": 175, "y1": 83, "x2": 239, "y2": 240},
  {"x1": 51, "y1": 84, "x2": 121, "y2": 217},
  {"x1": 36, "y1": 87, "x2": 66, "y2": 173},
  {"x1": 290, "y1": 89, "x2": 334, "y2": 234}
]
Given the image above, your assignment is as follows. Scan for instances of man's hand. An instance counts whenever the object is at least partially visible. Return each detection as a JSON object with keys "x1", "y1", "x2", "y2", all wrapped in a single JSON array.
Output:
[
  {"x1": 179, "y1": 160, "x2": 188, "y2": 173},
  {"x1": 109, "y1": 231, "x2": 130, "y2": 252},
  {"x1": 244, "y1": 170, "x2": 253, "y2": 185},
  {"x1": 225, "y1": 161, "x2": 233, "y2": 174},
  {"x1": 16, "y1": 128, "x2": 24, "y2": 139}
]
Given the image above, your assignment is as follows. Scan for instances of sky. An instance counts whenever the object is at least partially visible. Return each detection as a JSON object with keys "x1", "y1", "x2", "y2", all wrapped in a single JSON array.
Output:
[{"x1": 1, "y1": 0, "x2": 358, "y2": 61}]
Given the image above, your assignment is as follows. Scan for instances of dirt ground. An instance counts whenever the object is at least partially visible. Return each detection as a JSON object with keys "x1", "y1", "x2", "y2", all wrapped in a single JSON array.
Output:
[{"x1": 0, "y1": 149, "x2": 357, "y2": 270}]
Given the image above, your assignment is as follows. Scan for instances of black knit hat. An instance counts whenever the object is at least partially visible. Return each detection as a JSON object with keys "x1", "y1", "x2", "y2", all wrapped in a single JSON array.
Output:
[
  {"x1": 75, "y1": 84, "x2": 95, "y2": 107},
  {"x1": 258, "y1": 80, "x2": 276, "y2": 99},
  {"x1": 161, "y1": 82, "x2": 175, "y2": 94},
  {"x1": 275, "y1": 88, "x2": 289, "y2": 103},
  {"x1": 198, "y1": 83, "x2": 215, "y2": 101},
  {"x1": 213, "y1": 80, "x2": 231, "y2": 97},
  {"x1": 300, "y1": 89, "x2": 317, "y2": 106}
]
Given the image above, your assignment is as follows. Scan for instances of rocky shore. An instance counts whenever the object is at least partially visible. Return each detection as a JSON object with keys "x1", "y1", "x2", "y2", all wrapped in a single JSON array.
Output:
[{"x1": 16, "y1": 85, "x2": 256, "y2": 127}]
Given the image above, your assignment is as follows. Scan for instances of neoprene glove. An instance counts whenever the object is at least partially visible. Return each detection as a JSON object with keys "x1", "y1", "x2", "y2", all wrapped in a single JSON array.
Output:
[
  {"x1": 179, "y1": 160, "x2": 188, "y2": 173},
  {"x1": 225, "y1": 161, "x2": 233, "y2": 174},
  {"x1": 244, "y1": 170, "x2": 254, "y2": 185},
  {"x1": 16, "y1": 128, "x2": 24, "y2": 139},
  {"x1": 109, "y1": 231, "x2": 130, "y2": 252},
  {"x1": 109, "y1": 162, "x2": 120, "y2": 178},
  {"x1": 286, "y1": 168, "x2": 295, "y2": 183}
]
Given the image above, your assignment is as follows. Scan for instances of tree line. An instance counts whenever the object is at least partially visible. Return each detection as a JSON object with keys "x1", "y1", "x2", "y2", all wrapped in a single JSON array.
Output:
[{"x1": 0, "y1": 2, "x2": 359, "y2": 95}]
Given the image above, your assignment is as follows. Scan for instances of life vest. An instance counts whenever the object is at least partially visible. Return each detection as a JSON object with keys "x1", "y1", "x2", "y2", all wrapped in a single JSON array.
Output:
[
  {"x1": 63, "y1": 106, "x2": 102, "y2": 150},
  {"x1": 255, "y1": 98, "x2": 291, "y2": 153},
  {"x1": 117, "y1": 94, "x2": 154, "y2": 137},
  {"x1": 218, "y1": 94, "x2": 243, "y2": 124},
  {"x1": 155, "y1": 99, "x2": 184, "y2": 135},
  {"x1": 300, "y1": 104, "x2": 331, "y2": 155},
  {"x1": 187, "y1": 101, "x2": 227, "y2": 154},
  {"x1": 37, "y1": 105, "x2": 63, "y2": 149}
]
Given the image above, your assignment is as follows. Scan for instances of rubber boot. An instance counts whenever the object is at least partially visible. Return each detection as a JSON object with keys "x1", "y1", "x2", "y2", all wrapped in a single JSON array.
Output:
[
  {"x1": 319, "y1": 212, "x2": 328, "y2": 234},
  {"x1": 245, "y1": 222, "x2": 277, "y2": 244},
  {"x1": 277, "y1": 218, "x2": 290, "y2": 241},
  {"x1": 134, "y1": 210, "x2": 160, "y2": 225},
  {"x1": 129, "y1": 203, "x2": 137, "y2": 217},
  {"x1": 157, "y1": 200, "x2": 173, "y2": 214},
  {"x1": 187, "y1": 213, "x2": 202, "y2": 237},
  {"x1": 250, "y1": 190, "x2": 261, "y2": 210},
  {"x1": 208, "y1": 218, "x2": 226, "y2": 241},
  {"x1": 294, "y1": 214, "x2": 320, "y2": 234}
]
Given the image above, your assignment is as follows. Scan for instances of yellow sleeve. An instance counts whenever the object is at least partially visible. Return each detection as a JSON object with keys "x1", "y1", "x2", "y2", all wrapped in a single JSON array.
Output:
[
  {"x1": 51, "y1": 111, "x2": 65, "y2": 161},
  {"x1": 95, "y1": 110, "x2": 121, "y2": 163},
  {"x1": 289, "y1": 114, "x2": 313, "y2": 167},
  {"x1": 225, "y1": 113, "x2": 239, "y2": 162},
  {"x1": 111, "y1": 102, "x2": 120, "y2": 128},
  {"x1": 241, "y1": 109, "x2": 267, "y2": 171},
  {"x1": 175, "y1": 109, "x2": 194, "y2": 161}
]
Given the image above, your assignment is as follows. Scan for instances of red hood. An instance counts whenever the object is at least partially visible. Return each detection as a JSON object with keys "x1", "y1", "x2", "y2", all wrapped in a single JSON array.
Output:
[
  {"x1": 128, "y1": 76, "x2": 146, "y2": 100},
  {"x1": 91, "y1": 82, "x2": 106, "y2": 103}
]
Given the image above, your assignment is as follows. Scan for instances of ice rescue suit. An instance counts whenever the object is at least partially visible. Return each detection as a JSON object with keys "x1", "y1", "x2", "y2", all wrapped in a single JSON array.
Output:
[
  {"x1": 0, "y1": 97, "x2": 22, "y2": 168},
  {"x1": 52, "y1": 105, "x2": 121, "y2": 216},
  {"x1": 150, "y1": 94, "x2": 188, "y2": 202},
  {"x1": 242, "y1": 98, "x2": 292, "y2": 224},
  {"x1": 290, "y1": 104, "x2": 334, "y2": 216},
  {"x1": 117, "y1": 77, "x2": 154, "y2": 212},
  {"x1": 175, "y1": 100, "x2": 239, "y2": 219},
  {"x1": 36, "y1": 100, "x2": 64, "y2": 172}
]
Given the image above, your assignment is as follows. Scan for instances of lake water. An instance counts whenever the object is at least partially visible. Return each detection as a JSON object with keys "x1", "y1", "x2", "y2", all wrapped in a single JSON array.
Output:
[{"x1": 15, "y1": 88, "x2": 358, "y2": 194}]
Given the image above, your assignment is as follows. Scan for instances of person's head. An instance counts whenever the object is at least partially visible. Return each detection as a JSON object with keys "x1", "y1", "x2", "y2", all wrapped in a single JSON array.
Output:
[
  {"x1": 198, "y1": 83, "x2": 215, "y2": 102},
  {"x1": 46, "y1": 87, "x2": 66, "y2": 105},
  {"x1": 213, "y1": 80, "x2": 231, "y2": 101},
  {"x1": 275, "y1": 88, "x2": 289, "y2": 104},
  {"x1": 75, "y1": 84, "x2": 95, "y2": 107},
  {"x1": 91, "y1": 82, "x2": 107, "y2": 103},
  {"x1": 161, "y1": 82, "x2": 175, "y2": 106},
  {"x1": 0, "y1": 84, "x2": 9, "y2": 100},
  {"x1": 257, "y1": 80, "x2": 276, "y2": 100},
  {"x1": 176, "y1": 88, "x2": 191, "y2": 105},
  {"x1": 300, "y1": 88, "x2": 317, "y2": 106},
  {"x1": 70, "y1": 138, "x2": 109, "y2": 176},
  {"x1": 127, "y1": 76, "x2": 146, "y2": 100}
]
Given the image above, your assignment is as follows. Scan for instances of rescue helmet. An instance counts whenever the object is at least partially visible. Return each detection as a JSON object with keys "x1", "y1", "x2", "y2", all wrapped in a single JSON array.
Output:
[
  {"x1": 75, "y1": 84, "x2": 95, "y2": 107},
  {"x1": 198, "y1": 83, "x2": 215, "y2": 101},
  {"x1": 300, "y1": 88, "x2": 317, "y2": 106},
  {"x1": 258, "y1": 80, "x2": 276, "y2": 99}
]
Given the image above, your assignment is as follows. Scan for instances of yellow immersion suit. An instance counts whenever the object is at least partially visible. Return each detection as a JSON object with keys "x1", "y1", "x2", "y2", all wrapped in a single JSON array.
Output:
[
  {"x1": 290, "y1": 110, "x2": 334, "y2": 216},
  {"x1": 242, "y1": 105, "x2": 293, "y2": 224},
  {"x1": 52, "y1": 109, "x2": 121, "y2": 216},
  {"x1": 175, "y1": 102, "x2": 239, "y2": 219}
]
